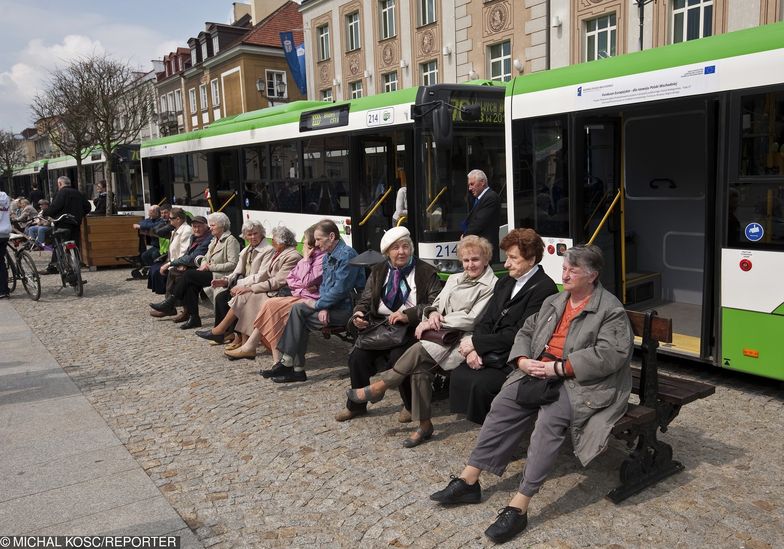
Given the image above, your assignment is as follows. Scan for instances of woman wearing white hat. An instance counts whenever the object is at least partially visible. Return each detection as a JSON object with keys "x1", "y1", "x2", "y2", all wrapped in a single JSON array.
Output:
[{"x1": 336, "y1": 226, "x2": 442, "y2": 423}]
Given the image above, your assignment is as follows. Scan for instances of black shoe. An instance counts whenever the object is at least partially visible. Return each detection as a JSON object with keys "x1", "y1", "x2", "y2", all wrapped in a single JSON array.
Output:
[
  {"x1": 180, "y1": 316, "x2": 202, "y2": 329},
  {"x1": 272, "y1": 367, "x2": 307, "y2": 383},
  {"x1": 195, "y1": 329, "x2": 224, "y2": 343},
  {"x1": 150, "y1": 296, "x2": 176, "y2": 313},
  {"x1": 484, "y1": 507, "x2": 528, "y2": 544},
  {"x1": 259, "y1": 361, "x2": 286, "y2": 378},
  {"x1": 430, "y1": 475, "x2": 482, "y2": 505}
]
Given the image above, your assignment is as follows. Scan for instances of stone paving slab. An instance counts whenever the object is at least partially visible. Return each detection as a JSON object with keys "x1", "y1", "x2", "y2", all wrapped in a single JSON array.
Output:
[
  {"x1": 0, "y1": 298, "x2": 202, "y2": 546},
  {"x1": 3, "y1": 266, "x2": 784, "y2": 548}
]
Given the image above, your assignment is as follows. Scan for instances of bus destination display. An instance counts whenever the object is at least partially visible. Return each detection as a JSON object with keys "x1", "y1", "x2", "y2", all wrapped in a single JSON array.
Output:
[{"x1": 300, "y1": 105, "x2": 350, "y2": 132}]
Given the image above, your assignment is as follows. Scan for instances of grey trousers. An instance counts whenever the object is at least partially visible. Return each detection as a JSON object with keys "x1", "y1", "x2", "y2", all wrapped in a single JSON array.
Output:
[
  {"x1": 467, "y1": 381, "x2": 572, "y2": 497},
  {"x1": 380, "y1": 342, "x2": 437, "y2": 422},
  {"x1": 277, "y1": 303, "x2": 352, "y2": 369}
]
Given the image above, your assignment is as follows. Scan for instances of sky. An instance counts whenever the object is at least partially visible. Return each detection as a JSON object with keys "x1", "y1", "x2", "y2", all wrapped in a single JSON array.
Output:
[{"x1": 0, "y1": 0, "x2": 239, "y2": 132}]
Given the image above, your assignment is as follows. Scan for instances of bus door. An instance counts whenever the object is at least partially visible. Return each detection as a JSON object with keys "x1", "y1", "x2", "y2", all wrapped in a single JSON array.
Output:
[
  {"x1": 349, "y1": 133, "x2": 400, "y2": 254},
  {"x1": 622, "y1": 100, "x2": 715, "y2": 359},
  {"x1": 209, "y1": 150, "x2": 243, "y2": 239},
  {"x1": 572, "y1": 117, "x2": 622, "y2": 294}
]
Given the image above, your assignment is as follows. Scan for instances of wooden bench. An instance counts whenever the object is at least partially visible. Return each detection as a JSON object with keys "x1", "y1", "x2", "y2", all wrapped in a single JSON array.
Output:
[{"x1": 607, "y1": 310, "x2": 716, "y2": 503}]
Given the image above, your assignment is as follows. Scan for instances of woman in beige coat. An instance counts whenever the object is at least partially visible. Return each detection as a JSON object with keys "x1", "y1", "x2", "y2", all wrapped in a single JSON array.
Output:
[
  {"x1": 222, "y1": 226, "x2": 302, "y2": 359},
  {"x1": 348, "y1": 235, "x2": 497, "y2": 447}
]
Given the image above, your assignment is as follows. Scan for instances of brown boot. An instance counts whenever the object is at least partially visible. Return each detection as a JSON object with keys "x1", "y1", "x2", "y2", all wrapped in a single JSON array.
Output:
[
  {"x1": 172, "y1": 311, "x2": 188, "y2": 323},
  {"x1": 150, "y1": 308, "x2": 176, "y2": 318}
]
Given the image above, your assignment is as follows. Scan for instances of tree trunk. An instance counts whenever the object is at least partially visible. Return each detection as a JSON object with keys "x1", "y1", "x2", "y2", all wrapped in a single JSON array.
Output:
[{"x1": 76, "y1": 159, "x2": 86, "y2": 195}]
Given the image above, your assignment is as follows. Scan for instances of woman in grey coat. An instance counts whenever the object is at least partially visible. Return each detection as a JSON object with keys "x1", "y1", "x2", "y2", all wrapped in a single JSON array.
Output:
[{"x1": 429, "y1": 245, "x2": 633, "y2": 544}]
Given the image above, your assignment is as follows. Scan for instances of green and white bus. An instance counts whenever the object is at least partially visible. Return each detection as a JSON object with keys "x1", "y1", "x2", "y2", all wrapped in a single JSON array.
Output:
[
  {"x1": 505, "y1": 22, "x2": 784, "y2": 380},
  {"x1": 141, "y1": 82, "x2": 506, "y2": 272}
]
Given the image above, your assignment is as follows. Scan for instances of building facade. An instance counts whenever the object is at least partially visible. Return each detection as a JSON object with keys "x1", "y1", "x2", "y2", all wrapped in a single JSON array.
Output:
[{"x1": 301, "y1": 0, "x2": 783, "y2": 101}]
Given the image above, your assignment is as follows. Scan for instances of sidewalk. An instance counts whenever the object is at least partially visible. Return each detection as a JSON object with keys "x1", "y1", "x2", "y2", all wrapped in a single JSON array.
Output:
[{"x1": 0, "y1": 300, "x2": 201, "y2": 546}]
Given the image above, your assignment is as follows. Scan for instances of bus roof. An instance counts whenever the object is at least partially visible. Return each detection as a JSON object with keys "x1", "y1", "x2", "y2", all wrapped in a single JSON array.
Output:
[{"x1": 508, "y1": 21, "x2": 784, "y2": 99}]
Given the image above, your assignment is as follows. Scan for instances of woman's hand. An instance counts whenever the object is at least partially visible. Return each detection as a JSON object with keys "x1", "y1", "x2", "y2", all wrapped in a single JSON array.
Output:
[
  {"x1": 197, "y1": 262, "x2": 210, "y2": 271},
  {"x1": 427, "y1": 311, "x2": 443, "y2": 331},
  {"x1": 517, "y1": 357, "x2": 548, "y2": 378},
  {"x1": 466, "y1": 350, "x2": 483, "y2": 370},
  {"x1": 458, "y1": 337, "x2": 475, "y2": 357},
  {"x1": 160, "y1": 263, "x2": 170, "y2": 275},
  {"x1": 414, "y1": 320, "x2": 430, "y2": 340},
  {"x1": 211, "y1": 278, "x2": 229, "y2": 288},
  {"x1": 388, "y1": 311, "x2": 408, "y2": 325},
  {"x1": 231, "y1": 286, "x2": 251, "y2": 296},
  {"x1": 352, "y1": 312, "x2": 369, "y2": 330}
]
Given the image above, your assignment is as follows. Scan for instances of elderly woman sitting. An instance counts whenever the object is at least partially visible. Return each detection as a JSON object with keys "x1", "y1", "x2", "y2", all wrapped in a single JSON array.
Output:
[
  {"x1": 429, "y1": 245, "x2": 633, "y2": 544},
  {"x1": 449, "y1": 228, "x2": 558, "y2": 425},
  {"x1": 348, "y1": 235, "x2": 497, "y2": 447},
  {"x1": 336, "y1": 226, "x2": 442, "y2": 422},
  {"x1": 194, "y1": 219, "x2": 271, "y2": 343},
  {"x1": 199, "y1": 226, "x2": 301, "y2": 359},
  {"x1": 151, "y1": 212, "x2": 240, "y2": 329}
]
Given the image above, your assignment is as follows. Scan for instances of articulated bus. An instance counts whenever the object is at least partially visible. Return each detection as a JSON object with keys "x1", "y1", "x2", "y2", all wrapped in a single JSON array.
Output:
[
  {"x1": 505, "y1": 22, "x2": 784, "y2": 381},
  {"x1": 141, "y1": 82, "x2": 506, "y2": 272}
]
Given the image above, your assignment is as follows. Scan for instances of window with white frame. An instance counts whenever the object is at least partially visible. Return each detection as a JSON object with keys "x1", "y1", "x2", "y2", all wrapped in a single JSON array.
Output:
[
  {"x1": 380, "y1": 0, "x2": 396, "y2": 39},
  {"x1": 200, "y1": 42, "x2": 208, "y2": 61},
  {"x1": 419, "y1": 0, "x2": 436, "y2": 26},
  {"x1": 488, "y1": 41, "x2": 511, "y2": 82},
  {"x1": 210, "y1": 79, "x2": 220, "y2": 106},
  {"x1": 321, "y1": 88, "x2": 333, "y2": 102},
  {"x1": 188, "y1": 88, "x2": 197, "y2": 113},
  {"x1": 317, "y1": 25, "x2": 330, "y2": 61},
  {"x1": 420, "y1": 60, "x2": 438, "y2": 86},
  {"x1": 212, "y1": 35, "x2": 220, "y2": 54},
  {"x1": 266, "y1": 70, "x2": 287, "y2": 99},
  {"x1": 167, "y1": 92, "x2": 175, "y2": 112},
  {"x1": 383, "y1": 71, "x2": 398, "y2": 92},
  {"x1": 346, "y1": 12, "x2": 361, "y2": 51},
  {"x1": 350, "y1": 80, "x2": 363, "y2": 99},
  {"x1": 174, "y1": 89, "x2": 183, "y2": 112},
  {"x1": 190, "y1": 48, "x2": 197, "y2": 66},
  {"x1": 159, "y1": 96, "x2": 167, "y2": 113},
  {"x1": 672, "y1": 0, "x2": 713, "y2": 43},
  {"x1": 199, "y1": 84, "x2": 208, "y2": 110},
  {"x1": 585, "y1": 13, "x2": 617, "y2": 61}
]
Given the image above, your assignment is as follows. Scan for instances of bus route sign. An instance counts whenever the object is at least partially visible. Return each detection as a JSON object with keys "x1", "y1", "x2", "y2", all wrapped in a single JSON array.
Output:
[{"x1": 300, "y1": 104, "x2": 350, "y2": 132}]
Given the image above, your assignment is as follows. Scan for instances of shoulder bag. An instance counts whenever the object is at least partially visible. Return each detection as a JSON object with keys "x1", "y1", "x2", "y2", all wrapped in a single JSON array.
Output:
[
  {"x1": 420, "y1": 328, "x2": 462, "y2": 346},
  {"x1": 354, "y1": 318, "x2": 409, "y2": 351}
]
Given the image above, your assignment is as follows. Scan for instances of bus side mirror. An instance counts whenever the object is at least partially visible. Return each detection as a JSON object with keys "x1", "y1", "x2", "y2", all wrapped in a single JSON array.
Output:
[{"x1": 432, "y1": 102, "x2": 453, "y2": 150}]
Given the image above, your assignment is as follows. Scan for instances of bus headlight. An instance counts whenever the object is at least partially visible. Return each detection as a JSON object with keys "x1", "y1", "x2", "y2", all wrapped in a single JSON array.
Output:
[{"x1": 437, "y1": 260, "x2": 461, "y2": 273}]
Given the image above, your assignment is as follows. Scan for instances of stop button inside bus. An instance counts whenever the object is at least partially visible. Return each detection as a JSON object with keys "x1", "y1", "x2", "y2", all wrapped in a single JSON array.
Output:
[{"x1": 739, "y1": 259, "x2": 752, "y2": 272}]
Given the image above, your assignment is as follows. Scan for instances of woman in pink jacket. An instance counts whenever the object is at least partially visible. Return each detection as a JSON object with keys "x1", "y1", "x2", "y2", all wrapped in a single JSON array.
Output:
[{"x1": 227, "y1": 225, "x2": 324, "y2": 364}]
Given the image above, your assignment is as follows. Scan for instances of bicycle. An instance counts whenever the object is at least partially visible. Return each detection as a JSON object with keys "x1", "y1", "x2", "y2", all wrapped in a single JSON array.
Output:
[
  {"x1": 48, "y1": 214, "x2": 84, "y2": 297},
  {"x1": 5, "y1": 233, "x2": 42, "y2": 301}
]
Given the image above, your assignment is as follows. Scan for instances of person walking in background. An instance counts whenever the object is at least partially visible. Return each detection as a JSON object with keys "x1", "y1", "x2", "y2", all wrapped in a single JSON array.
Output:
[
  {"x1": 463, "y1": 169, "x2": 501, "y2": 262},
  {"x1": 29, "y1": 183, "x2": 44, "y2": 209},
  {"x1": 0, "y1": 190, "x2": 11, "y2": 298}
]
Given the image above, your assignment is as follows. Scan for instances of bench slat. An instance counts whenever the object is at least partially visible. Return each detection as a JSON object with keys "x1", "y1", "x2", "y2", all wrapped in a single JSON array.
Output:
[
  {"x1": 626, "y1": 310, "x2": 673, "y2": 343},
  {"x1": 631, "y1": 367, "x2": 715, "y2": 405},
  {"x1": 612, "y1": 403, "x2": 656, "y2": 434}
]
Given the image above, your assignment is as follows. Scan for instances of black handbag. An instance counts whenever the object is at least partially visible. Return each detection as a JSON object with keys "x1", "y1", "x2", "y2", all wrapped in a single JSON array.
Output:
[
  {"x1": 354, "y1": 319, "x2": 409, "y2": 351},
  {"x1": 420, "y1": 328, "x2": 462, "y2": 346},
  {"x1": 514, "y1": 376, "x2": 563, "y2": 408},
  {"x1": 481, "y1": 351, "x2": 511, "y2": 370}
]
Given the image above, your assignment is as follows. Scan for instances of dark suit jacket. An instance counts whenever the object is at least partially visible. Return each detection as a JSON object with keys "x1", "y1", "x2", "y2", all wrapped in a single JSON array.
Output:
[
  {"x1": 465, "y1": 188, "x2": 501, "y2": 259},
  {"x1": 471, "y1": 267, "x2": 558, "y2": 357}
]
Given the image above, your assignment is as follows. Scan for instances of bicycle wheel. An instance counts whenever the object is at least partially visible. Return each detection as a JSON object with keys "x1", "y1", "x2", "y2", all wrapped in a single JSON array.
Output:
[
  {"x1": 5, "y1": 250, "x2": 17, "y2": 293},
  {"x1": 17, "y1": 250, "x2": 41, "y2": 301},
  {"x1": 67, "y1": 247, "x2": 84, "y2": 297}
]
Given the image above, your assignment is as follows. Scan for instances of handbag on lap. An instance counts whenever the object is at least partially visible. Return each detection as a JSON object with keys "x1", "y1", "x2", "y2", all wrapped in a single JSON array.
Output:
[{"x1": 419, "y1": 328, "x2": 462, "y2": 346}]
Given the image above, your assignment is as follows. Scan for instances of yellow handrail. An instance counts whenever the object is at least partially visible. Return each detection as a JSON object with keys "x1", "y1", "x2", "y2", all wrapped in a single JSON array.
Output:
[
  {"x1": 358, "y1": 187, "x2": 392, "y2": 226},
  {"x1": 587, "y1": 189, "x2": 621, "y2": 246},
  {"x1": 583, "y1": 189, "x2": 611, "y2": 231},
  {"x1": 217, "y1": 192, "x2": 238, "y2": 213},
  {"x1": 396, "y1": 215, "x2": 407, "y2": 226},
  {"x1": 157, "y1": 197, "x2": 168, "y2": 206},
  {"x1": 426, "y1": 186, "x2": 447, "y2": 212}
]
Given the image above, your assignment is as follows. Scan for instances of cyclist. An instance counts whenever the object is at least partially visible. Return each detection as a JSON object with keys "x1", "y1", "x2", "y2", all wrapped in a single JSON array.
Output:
[
  {"x1": 40, "y1": 176, "x2": 91, "y2": 274},
  {"x1": 1, "y1": 190, "x2": 11, "y2": 298}
]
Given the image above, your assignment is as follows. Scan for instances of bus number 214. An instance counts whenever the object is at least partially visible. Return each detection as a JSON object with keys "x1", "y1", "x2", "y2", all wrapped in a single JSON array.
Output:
[{"x1": 435, "y1": 244, "x2": 458, "y2": 258}]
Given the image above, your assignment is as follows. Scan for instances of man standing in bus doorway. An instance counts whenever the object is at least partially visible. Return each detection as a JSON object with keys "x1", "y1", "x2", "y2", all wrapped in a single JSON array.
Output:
[{"x1": 463, "y1": 169, "x2": 501, "y2": 262}]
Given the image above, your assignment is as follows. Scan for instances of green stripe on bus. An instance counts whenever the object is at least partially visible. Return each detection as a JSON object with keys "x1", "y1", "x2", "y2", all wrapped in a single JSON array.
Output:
[
  {"x1": 772, "y1": 302, "x2": 784, "y2": 316},
  {"x1": 721, "y1": 307, "x2": 784, "y2": 381},
  {"x1": 142, "y1": 87, "x2": 421, "y2": 149},
  {"x1": 508, "y1": 22, "x2": 784, "y2": 98}
]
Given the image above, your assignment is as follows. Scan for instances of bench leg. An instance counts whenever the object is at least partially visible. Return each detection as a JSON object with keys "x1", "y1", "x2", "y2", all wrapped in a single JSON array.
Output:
[{"x1": 607, "y1": 428, "x2": 684, "y2": 504}]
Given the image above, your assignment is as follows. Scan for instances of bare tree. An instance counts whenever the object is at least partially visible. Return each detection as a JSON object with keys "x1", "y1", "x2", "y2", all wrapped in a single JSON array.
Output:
[
  {"x1": 82, "y1": 55, "x2": 154, "y2": 214},
  {"x1": 0, "y1": 130, "x2": 25, "y2": 194},
  {"x1": 31, "y1": 62, "x2": 96, "y2": 194}
]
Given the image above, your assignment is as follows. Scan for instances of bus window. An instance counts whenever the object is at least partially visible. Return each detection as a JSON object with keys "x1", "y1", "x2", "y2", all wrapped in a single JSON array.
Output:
[
  {"x1": 171, "y1": 153, "x2": 208, "y2": 207},
  {"x1": 740, "y1": 92, "x2": 784, "y2": 176},
  {"x1": 302, "y1": 136, "x2": 349, "y2": 215},
  {"x1": 270, "y1": 142, "x2": 300, "y2": 213},
  {"x1": 513, "y1": 118, "x2": 569, "y2": 237},
  {"x1": 241, "y1": 146, "x2": 273, "y2": 211}
]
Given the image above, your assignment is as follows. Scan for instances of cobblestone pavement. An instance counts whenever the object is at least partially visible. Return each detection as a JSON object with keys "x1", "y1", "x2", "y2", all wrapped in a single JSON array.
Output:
[{"x1": 7, "y1": 264, "x2": 784, "y2": 548}]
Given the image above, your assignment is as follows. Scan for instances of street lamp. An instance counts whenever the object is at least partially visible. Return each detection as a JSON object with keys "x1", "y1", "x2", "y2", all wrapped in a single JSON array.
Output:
[{"x1": 256, "y1": 77, "x2": 287, "y2": 107}]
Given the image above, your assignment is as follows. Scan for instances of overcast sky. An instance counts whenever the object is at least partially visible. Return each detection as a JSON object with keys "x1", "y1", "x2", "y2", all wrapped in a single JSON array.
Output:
[{"x1": 0, "y1": 0, "x2": 238, "y2": 132}]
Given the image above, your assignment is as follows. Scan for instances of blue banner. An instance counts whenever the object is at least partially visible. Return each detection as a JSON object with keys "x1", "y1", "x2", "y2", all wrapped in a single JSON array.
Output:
[{"x1": 280, "y1": 32, "x2": 307, "y2": 96}]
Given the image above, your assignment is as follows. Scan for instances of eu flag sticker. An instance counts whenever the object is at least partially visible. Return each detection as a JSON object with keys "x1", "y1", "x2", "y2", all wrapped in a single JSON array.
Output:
[{"x1": 704, "y1": 65, "x2": 716, "y2": 74}]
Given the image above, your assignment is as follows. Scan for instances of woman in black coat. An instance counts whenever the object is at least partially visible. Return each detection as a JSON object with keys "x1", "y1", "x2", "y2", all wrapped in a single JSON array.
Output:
[{"x1": 450, "y1": 228, "x2": 557, "y2": 424}]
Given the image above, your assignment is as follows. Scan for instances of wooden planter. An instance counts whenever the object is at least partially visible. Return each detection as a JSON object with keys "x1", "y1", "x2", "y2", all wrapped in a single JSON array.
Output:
[{"x1": 80, "y1": 215, "x2": 144, "y2": 268}]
